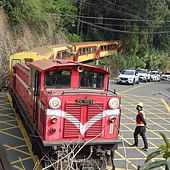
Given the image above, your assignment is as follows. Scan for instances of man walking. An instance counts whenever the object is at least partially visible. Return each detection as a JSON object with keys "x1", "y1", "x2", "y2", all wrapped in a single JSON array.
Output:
[{"x1": 130, "y1": 102, "x2": 149, "y2": 151}]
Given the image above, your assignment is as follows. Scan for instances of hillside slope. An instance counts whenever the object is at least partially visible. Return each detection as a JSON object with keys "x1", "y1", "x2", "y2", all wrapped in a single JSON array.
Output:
[{"x1": 0, "y1": 9, "x2": 70, "y2": 86}]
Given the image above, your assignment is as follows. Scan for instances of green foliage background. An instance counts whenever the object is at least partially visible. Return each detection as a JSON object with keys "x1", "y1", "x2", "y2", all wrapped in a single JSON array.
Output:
[{"x1": 2, "y1": 0, "x2": 170, "y2": 71}]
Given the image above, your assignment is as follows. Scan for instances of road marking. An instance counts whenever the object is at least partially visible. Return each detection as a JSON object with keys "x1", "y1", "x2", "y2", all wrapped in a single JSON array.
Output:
[
  {"x1": 7, "y1": 94, "x2": 42, "y2": 170},
  {"x1": 161, "y1": 98, "x2": 170, "y2": 113},
  {"x1": 119, "y1": 83, "x2": 149, "y2": 94},
  {"x1": 116, "y1": 94, "x2": 168, "y2": 170}
]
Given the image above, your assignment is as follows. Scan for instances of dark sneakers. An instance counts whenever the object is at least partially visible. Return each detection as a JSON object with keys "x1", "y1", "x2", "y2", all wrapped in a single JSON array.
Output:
[
  {"x1": 141, "y1": 147, "x2": 148, "y2": 151},
  {"x1": 130, "y1": 145, "x2": 148, "y2": 151},
  {"x1": 130, "y1": 144, "x2": 137, "y2": 147}
]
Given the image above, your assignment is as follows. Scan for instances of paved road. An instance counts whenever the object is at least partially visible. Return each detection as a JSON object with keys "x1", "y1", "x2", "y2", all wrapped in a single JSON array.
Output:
[
  {"x1": 0, "y1": 80, "x2": 169, "y2": 170},
  {"x1": 0, "y1": 93, "x2": 41, "y2": 170},
  {"x1": 109, "y1": 80, "x2": 170, "y2": 170}
]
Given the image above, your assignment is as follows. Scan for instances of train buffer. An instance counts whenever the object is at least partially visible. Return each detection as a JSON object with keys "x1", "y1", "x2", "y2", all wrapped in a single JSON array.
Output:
[{"x1": 0, "y1": 141, "x2": 12, "y2": 170}]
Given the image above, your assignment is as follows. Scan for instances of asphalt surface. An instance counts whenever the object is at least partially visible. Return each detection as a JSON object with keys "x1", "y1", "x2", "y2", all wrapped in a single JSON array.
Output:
[
  {"x1": 0, "y1": 93, "x2": 41, "y2": 170},
  {"x1": 109, "y1": 80, "x2": 170, "y2": 170},
  {"x1": 0, "y1": 80, "x2": 169, "y2": 170}
]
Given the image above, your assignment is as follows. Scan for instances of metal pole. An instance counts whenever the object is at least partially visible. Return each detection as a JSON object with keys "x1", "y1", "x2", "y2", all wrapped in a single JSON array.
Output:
[{"x1": 96, "y1": 59, "x2": 99, "y2": 66}]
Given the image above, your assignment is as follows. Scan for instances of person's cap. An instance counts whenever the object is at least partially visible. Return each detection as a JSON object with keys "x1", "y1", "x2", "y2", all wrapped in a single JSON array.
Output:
[{"x1": 137, "y1": 102, "x2": 144, "y2": 107}]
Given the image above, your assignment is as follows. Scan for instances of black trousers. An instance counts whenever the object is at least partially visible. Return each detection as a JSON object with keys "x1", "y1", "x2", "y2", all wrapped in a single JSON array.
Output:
[{"x1": 133, "y1": 126, "x2": 148, "y2": 149}]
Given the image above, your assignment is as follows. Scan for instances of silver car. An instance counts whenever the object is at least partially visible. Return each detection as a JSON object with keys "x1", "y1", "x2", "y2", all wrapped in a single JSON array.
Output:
[
  {"x1": 136, "y1": 69, "x2": 151, "y2": 82},
  {"x1": 150, "y1": 70, "x2": 160, "y2": 82},
  {"x1": 160, "y1": 72, "x2": 170, "y2": 80},
  {"x1": 117, "y1": 70, "x2": 139, "y2": 85}
]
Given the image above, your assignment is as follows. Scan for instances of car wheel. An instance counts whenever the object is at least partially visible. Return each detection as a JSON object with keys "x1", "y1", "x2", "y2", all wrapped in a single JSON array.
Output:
[{"x1": 132, "y1": 79, "x2": 135, "y2": 85}]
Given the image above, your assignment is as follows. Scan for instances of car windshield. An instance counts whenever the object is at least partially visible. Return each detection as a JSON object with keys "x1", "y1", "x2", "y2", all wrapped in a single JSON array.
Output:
[
  {"x1": 137, "y1": 70, "x2": 147, "y2": 73},
  {"x1": 164, "y1": 73, "x2": 170, "y2": 75},
  {"x1": 151, "y1": 71, "x2": 158, "y2": 74},
  {"x1": 121, "y1": 70, "x2": 134, "y2": 75}
]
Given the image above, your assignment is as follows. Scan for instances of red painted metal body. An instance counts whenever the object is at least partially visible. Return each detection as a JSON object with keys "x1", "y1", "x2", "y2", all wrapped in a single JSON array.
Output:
[{"x1": 10, "y1": 59, "x2": 121, "y2": 170}]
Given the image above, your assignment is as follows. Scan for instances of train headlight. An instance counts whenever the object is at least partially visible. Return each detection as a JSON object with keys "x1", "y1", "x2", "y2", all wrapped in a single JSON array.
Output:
[
  {"x1": 108, "y1": 98, "x2": 119, "y2": 109},
  {"x1": 49, "y1": 97, "x2": 61, "y2": 109},
  {"x1": 51, "y1": 116, "x2": 58, "y2": 123}
]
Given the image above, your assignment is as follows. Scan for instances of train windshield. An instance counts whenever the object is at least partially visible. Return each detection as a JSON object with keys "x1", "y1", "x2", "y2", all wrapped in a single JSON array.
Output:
[
  {"x1": 80, "y1": 70, "x2": 104, "y2": 88},
  {"x1": 45, "y1": 69, "x2": 71, "y2": 88}
]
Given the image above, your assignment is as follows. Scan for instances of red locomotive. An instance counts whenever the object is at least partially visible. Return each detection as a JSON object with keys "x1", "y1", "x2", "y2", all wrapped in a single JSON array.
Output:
[{"x1": 10, "y1": 59, "x2": 121, "y2": 169}]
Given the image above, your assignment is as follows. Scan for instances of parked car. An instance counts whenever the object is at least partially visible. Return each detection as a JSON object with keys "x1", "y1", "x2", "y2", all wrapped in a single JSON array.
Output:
[
  {"x1": 136, "y1": 69, "x2": 150, "y2": 82},
  {"x1": 117, "y1": 70, "x2": 139, "y2": 85},
  {"x1": 150, "y1": 70, "x2": 160, "y2": 82},
  {"x1": 160, "y1": 72, "x2": 170, "y2": 80}
]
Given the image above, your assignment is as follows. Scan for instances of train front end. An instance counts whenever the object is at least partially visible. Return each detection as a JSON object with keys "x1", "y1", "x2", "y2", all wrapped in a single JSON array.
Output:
[
  {"x1": 34, "y1": 60, "x2": 121, "y2": 169},
  {"x1": 12, "y1": 59, "x2": 121, "y2": 169},
  {"x1": 44, "y1": 93, "x2": 120, "y2": 142}
]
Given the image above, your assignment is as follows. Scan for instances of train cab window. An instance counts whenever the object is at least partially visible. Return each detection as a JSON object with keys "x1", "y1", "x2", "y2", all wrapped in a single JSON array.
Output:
[
  {"x1": 80, "y1": 70, "x2": 104, "y2": 88},
  {"x1": 45, "y1": 69, "x2": 71, "y2": 88},
  {"x1": 12, "y1": 59, "x2": 21, "y2": 66},
  {"x1": 11, "y1": 59, "x2": 21, "y2": 74}
]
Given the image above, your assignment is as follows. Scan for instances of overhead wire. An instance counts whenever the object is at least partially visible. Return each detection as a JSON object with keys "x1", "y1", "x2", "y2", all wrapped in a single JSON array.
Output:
[
  {"x1": 79, "y1": 0, "x2": 135, "y2": 18},
  {"x1": 78, "y1": 15, "x2": 169, "y2": 23},
  {"x1": 91, "y1": 23, "x2": 170, "y2": 28},
  {"x1": 74, "y1": 0, "x2": 170, "y2": 34},
  {"x1": 79, "y1": 0, "x2": 170, "y2": 23},
  {"x1": 43, "y1": 12, "x2": 170, "y2": 24},
  {"x1": 103, "y1": 0, "x2": 147, "y2": 17},
  {"x1": 78, "y1": 0, "x2": 163, "y2": 22},
  {"x1": 43, "y1": 1, "x2": 170, "y2": 34},
  {"x1": 70, "y1": 15, "x2": 170, "y2": 34},
  {"x1": 43, "y1": 11, "x2": 170, "y2": 34}
]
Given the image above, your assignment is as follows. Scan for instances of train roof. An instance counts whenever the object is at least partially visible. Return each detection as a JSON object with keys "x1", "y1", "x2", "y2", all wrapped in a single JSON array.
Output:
[
  {"x1": 28, "y1": 43, "x2": 68, "y2": 55},
  {"x1": 28, "y1": 59, "x2": 110, "y2": 74},
  {"x1": 71, "y1": 41, "x2": 119, "y2": 47}
]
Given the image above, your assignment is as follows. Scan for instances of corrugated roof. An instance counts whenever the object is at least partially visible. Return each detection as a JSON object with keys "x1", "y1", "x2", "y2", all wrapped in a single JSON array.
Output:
[
  {"x1": 28, "y1": 44, "x2": 68, "y2": 55},
  {"x1": 28, "y1": 46, "x2": 51, "y2": 55},
  {"x1": 29, "y1": 59, "x2": 110, "y2": 74}
]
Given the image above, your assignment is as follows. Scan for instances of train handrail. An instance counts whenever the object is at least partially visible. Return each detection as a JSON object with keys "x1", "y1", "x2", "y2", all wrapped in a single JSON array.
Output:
[{"x1": 60, "y1": 89, "x2": 117, "y2": 96}]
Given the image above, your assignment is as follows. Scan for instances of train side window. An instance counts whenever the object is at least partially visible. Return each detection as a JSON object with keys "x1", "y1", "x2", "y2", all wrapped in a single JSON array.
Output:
[
  {"x1": 30, "y1": 68, "x2": 36, "y2": 90},
  {"x1": 100, "y1": 46, "x2": 106, "y2": 51},
  {"x1": 24, "y1": 58, "x2": 33, "y2": 63},
  {"x1": 80, "y1": 48, "x2": 83, "y2": 54},
  {"x1": 58, "y1": 52, "x2": 62, "y2": 59},
  {"x1": 62, "y1": 51, "x2": 67, "y2": 59},
  {"x1": 92, "y1": 46, "x2": 96, "y2": 52}
]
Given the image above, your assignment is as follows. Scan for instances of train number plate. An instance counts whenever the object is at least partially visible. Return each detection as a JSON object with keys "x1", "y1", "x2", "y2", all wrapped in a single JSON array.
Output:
[{"x1": 76, "y1": 99, "x2": 94, "y2": 105}]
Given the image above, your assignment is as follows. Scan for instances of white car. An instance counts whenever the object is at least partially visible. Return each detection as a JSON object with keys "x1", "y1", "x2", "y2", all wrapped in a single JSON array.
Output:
[
  {"x1": 117, "y1": 70, "x2": 139, "y2": 85},
  {"x1": 136, "y1": 69, "x2": 151, "y2": 82},
  {"x1": 161, "y1": 72, "x2": 170, "y2": 80},
  {"x1": 150, "y1": 70, "x2": 160, "y2": 82}
]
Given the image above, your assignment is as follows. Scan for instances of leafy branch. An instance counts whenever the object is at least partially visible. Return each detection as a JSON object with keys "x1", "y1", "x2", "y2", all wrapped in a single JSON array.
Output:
[{"x1": 137, "y1": 132, "x2": 170, "y2": 170}]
